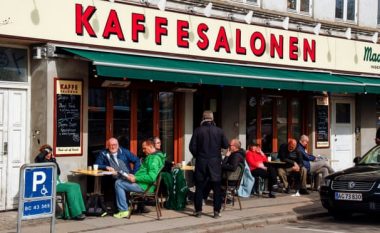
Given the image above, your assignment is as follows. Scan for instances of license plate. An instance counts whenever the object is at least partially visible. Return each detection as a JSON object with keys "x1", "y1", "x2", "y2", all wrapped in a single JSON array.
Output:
[{"x1": 335, "y1": 192, "x2": 362, "y2": 201}]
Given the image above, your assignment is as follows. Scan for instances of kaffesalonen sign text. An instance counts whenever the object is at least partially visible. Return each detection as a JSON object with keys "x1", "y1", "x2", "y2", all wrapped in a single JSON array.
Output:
[{"x1": 76, "y1": 4, "x2": 316, "y2": 63}]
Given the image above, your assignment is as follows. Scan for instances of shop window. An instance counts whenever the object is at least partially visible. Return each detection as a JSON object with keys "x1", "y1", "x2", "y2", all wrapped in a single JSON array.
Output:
[
  {"x1": 277, "y1": 98, "x2": 288, "y2": 147},
  {"x1": 243, "y1": 0, "x2": 258, "y2": 5},
  {"x1": 0, "y1": 47, "x2": 28, "y2": 82},
  {"x1": 335, "y1": 0, "x2": 356, "y2": 22},
  {"x1": 246, "y1": 96, "x2": 257, "y2": 146},
  {"x1": 159, "y1": 92, "x2": 174, "y2": 162},
  {"x1": 137, "y1": 90, "x2": 153, "y2": 156},
  {"x1": 112, "y1": 89, "x2": 131, "y2": 149},
  {"x1": 336, "y1": 103, "x2": 351, "y2": 123},
  {"x1": 291, "y1": 99, "x2": 301, "y2": 140},
  {"x1": 261, "y1": 96, "x2": 273, "y2": 154},
  {"x1": 287, "y1": 0, "x2": 311, "y2": 15},
  {"x1": 88, "y1": 88, "x2": 106, "y2": 160}
]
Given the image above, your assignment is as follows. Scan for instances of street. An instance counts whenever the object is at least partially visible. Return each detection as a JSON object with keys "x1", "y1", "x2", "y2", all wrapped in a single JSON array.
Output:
[{"x1": 231, "y1": 214, "x2": 380, "y2": 233}]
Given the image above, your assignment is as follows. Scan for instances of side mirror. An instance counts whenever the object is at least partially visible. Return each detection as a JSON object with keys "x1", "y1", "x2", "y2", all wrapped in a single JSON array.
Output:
[{"x1": 353, "y1": 156, "x2": 361, "y2": 165}]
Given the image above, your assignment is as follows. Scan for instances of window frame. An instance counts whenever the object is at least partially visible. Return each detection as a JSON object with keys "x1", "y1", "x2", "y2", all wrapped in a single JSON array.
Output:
[
  {"x1": 335, "y1": 0, "x2": 357, "y2": 23},
  {"x1": 242, "y1": 0, "x2": 260, "y2": 7},
  {"x1": 287, "y1": 0, "x2": 312, "y2": 16},
  {"x1": 377, "y1": 0, "x2": 380, "y2": 26}
]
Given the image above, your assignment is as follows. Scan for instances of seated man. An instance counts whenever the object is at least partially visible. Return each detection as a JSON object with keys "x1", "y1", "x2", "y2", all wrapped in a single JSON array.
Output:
[
  {"x1": 297, "y1": 135, "x2": 334, "y2": 190},
  {"x1": 96, "y1": 137, "x2": 141, "y2": 174},
  {"x1": 113, "y1": 139, "x2": 166, "y2": 218},
  {"x1": 278, "y1": 138, "x2": 309, "y2": 195},
  {"x1": 222, "y1": 139, "x2": 245, "y2": 176},
  {"x1": 246, "y1": 142, "x2": 278, "y2": 198}
]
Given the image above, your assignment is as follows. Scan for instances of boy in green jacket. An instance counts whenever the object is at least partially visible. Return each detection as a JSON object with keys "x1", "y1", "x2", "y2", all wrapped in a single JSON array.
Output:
[{"x1": 113, "y1": 139, "x2": 166, "y2": 219}]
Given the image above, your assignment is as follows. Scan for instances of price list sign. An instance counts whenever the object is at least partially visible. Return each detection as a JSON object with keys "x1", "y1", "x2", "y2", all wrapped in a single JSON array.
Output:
[
  {"x1": 315, "y1": 97, "x2": 330, "y2": 148},
  {"x1": 54, "y1": 79, "x2": 83, "y2": 156}
]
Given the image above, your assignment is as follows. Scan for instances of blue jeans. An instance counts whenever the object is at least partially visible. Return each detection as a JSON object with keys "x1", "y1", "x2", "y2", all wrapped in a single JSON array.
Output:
[{"x1": 115, "y1": 179, "x2": 143, "y2": 211}]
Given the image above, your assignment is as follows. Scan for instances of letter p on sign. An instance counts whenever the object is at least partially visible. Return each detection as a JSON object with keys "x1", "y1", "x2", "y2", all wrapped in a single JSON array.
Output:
[{"x1": 32, "y1": 171, "x2": 46, "y2": 192}]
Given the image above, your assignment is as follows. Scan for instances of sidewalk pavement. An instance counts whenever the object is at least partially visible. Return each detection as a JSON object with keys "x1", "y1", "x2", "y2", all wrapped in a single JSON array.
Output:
[{"x1": 0, "y1": 191, "x2": 328, "y2": 233}]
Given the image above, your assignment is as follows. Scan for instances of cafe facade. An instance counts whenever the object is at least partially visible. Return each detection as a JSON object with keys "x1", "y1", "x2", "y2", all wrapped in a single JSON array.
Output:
[{"x1": 1, "y1": 0, "x2": 380, "y2": 210}]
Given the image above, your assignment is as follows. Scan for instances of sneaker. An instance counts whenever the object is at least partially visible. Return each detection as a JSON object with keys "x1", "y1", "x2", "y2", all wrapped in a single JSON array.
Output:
[
  {"x1": 299, "y1": 189, "x2": 310, "y2": 195},
  {"x1": 291, "y1": 191, "x2": 301, "y2": 197},
  {"x1": 73, "y1": 214, "x2": 86, "y2": 221},
  {"x1": 193, "y1": 211, "x2": 202, "y2": 218},
  {"x1": 284, "y1": 187, "x2": 290, "y2": 194},
  {"x1": 268, "y1": 192, "x2": 276, "y2": 198},
  {"x1": 113, "y1": 210, "x2": 131, "y2": 219},
  {"x1": 213, "y1": 211, "x2": 221, "y2": 219}
]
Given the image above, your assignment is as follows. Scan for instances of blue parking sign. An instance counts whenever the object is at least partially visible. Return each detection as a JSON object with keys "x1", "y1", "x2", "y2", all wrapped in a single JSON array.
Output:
[{"x1": 24, "y1": 167, "x2": 54, "y2": 199}]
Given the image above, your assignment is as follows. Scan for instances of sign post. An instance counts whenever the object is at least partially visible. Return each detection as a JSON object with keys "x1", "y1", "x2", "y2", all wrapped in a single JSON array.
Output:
[{"x1": 17, "y1": 162, "x2": 57, "y2": 233}]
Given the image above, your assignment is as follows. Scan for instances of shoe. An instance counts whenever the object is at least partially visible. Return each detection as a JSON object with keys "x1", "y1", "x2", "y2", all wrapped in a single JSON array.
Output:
[
  {"x1": 268, "y1": 192, "x2": 276, "y2": 198},
  {"x1": 193, "y1": 211, "x2": 202, "y2": 218},
  {"x1": 113, "y1": 210, "x2": 131, "y2": 219},
  {"x1": 213, "y1": 211, "x2": 221, "y2": 219},
  {"x1": 73, "y1": 214, "x2": 86, "y2": 221},
  {"x1": 284, "y1": 187, "x2": 290, "y2": 194},
  {"x1": 299, "y1": 189, "x2": 310, "y2": 195}
]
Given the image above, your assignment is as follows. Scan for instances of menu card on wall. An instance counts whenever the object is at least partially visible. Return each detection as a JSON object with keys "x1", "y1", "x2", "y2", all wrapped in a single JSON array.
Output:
[
  {"x1": 54, "y1": 79, "x2": 83, "y2": 156},
  {"x1": 315, "y1": 97, "x2": 329, "y2": 148}
]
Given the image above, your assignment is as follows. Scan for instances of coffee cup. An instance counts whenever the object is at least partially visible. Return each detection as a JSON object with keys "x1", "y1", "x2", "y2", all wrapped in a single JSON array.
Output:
[
  {"x1": 88, "y1": 166, "x2": 92, "y2": 171},
  {"x1": 268, "y1": 156, "x2": 272, "y2": 162},
  {"x1": 182, "y1": 161, "x2": 186, "y2": 167},
  {"x1": 93, "y1": 164, "x2": 98, "y2": 171}
]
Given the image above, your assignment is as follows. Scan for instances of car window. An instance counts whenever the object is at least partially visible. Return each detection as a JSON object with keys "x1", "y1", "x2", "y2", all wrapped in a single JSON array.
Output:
[{"x1": 358, "y1": 146, "x2": 380, "y2": 165}]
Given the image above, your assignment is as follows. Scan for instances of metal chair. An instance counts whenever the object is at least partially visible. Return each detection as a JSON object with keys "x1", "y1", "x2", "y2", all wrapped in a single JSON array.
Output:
[
  {"x1": 129, "y1": 173, "x2": 163, "y2": 220},
  {"x1": 222, "y1": 163, "x2": 245, "y2": 210}
]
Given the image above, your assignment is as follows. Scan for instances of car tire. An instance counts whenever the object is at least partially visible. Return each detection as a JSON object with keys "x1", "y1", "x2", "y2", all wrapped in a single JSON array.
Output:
[{"x1": 328, "y1": 209, "x2": 352, "y2": 220}]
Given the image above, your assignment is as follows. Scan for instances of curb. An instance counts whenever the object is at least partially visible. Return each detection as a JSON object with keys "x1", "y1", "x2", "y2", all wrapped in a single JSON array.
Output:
[{"x1": 148, "y1": 210, "x2": 328, "y2": 233}]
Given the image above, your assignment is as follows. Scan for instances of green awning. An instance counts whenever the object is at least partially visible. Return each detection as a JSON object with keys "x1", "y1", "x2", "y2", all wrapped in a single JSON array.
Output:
[
  {"x1": 340, "y1": 75, "x2": 380, "y2": 94},
  {"x1": 62, "y1": 48, "x2": 380, "y2": 94}
]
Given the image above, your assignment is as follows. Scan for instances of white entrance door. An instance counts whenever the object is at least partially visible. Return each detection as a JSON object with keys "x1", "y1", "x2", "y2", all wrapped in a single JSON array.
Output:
[
  {"x1": 331, "y1": 98, "x2": 355, "y2": 171},
  {"x1": 0, "y1": 89, "x2": 27, "y2": 210}
]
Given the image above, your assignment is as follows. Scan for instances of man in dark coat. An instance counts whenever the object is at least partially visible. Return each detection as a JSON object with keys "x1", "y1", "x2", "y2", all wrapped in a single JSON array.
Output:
[
  {"x1": 189, "y1": 110, "x2": 229, "y2": 219},
  {"x1": 278, "y1": 138, "x2": 309, "y2": 195}
]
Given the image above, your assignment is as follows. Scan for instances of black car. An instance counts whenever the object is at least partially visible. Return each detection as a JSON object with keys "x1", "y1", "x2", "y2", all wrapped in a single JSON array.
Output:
[{"x1": 320, "y1": 145, "x2": 380, "y2": 218}]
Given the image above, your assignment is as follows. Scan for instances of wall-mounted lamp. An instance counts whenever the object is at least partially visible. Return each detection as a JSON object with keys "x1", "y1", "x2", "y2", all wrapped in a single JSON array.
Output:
[
  {"x1": 313, "y1": 23, "x2": 321, "y2": 35},
  {"x1": 282, "y1": 17, "x2": 289, "y2": 30},
  {"x1": 204, "y1": 2, "x2": 213, "y2": 17},
  {"x1": 372, "y1": 32, "x2": 379, "y2": 44},
  {"x1": 244, "y1": 11, "x2": 253, "y2": 24},
  {"x1": 345, "y1": 27, "x2": 351, "y2": 40},
  {"x1": 157, "y1": 0, "x2": 166, "y2": 11}
]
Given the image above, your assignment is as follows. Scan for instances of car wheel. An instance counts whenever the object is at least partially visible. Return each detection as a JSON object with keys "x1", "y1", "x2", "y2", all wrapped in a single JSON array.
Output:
[{"x1": 328, "y1": 209, "x2": 352, "y2": 220}]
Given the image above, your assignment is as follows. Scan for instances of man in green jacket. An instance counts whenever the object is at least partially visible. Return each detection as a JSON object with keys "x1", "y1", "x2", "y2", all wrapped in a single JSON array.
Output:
[{"x1": 113, "y1": 139, "x2": 166, "y2": 219}]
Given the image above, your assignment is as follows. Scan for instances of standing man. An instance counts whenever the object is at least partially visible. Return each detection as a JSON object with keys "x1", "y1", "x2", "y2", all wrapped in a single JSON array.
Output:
[
  {"x1": 96, "y1": 137, "x2": 141, "y2": 174},
  {"x1": 189, "y1": 110, "x2": 229, "y2": 219},
  {"x1": 297, "y1": 135, "x2": 334, "y2": 189},
  {"x1": 113, "y1": 139, "x2": 166, "y2": 218}
]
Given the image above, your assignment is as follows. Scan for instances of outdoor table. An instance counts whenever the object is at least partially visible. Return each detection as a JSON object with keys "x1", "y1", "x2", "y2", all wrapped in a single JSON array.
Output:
[{"x1": 71, "y1": 169, "x2": 115, "y2": 194}]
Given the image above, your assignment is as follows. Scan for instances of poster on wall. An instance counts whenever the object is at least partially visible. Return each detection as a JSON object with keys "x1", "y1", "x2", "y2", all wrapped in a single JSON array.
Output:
[
  {"x1": 54, "y1": 79, "x2": 83, "y2": 156},
  {"x1": 315, "y1": 97, "x2": 330, "y2": 148}
]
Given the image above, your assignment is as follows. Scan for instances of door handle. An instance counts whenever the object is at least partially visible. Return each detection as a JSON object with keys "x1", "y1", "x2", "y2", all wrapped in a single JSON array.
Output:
[{"x1": 4, "y1": 142, "x2": 7, "y2": 155}]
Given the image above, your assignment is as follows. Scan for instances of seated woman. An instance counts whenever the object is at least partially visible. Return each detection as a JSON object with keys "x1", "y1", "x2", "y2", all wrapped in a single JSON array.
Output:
[
  {"x1": 35, "y1": 144, "x2": 86, "y2": 220},
  {"x1": 245, "y1": 143, "x2": 277, "y2": 198}
]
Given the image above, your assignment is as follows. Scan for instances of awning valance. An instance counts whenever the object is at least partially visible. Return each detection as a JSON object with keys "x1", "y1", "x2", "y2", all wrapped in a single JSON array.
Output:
[{"x1": 62, "y1": 48, "x2": 380, "y2": 94}]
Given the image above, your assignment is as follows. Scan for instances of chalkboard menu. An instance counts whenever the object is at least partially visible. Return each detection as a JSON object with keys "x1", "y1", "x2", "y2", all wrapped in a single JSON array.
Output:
[
  {"x1": 54, "y1": 79, "x2": 83, "y2": 156},
  {"x1": 315, "y1": 97, "x2": 330, "y2": 148}
]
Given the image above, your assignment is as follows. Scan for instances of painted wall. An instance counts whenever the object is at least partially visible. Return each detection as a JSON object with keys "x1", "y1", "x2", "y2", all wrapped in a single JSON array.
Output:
[
  {"x1": 357, "y1": 94, "x2": 377, "y2": 156},
  {"x1": 31, "y1": 57, "x2": 89, "y2": 187},
  {"x1": 313, "y1": 0, "x2": 336, "y2": 21},
  {"x1": 261, "y1": 0, "x2": 287, "y2": 12},
  {"x1": 358, "y1": 0, "x2": 378, "y2": 28}
]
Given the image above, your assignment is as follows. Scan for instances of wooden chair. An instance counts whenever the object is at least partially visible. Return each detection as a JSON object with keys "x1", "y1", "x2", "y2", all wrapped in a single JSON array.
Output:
[
  {"x1": 129, "y1": 173, "x2": 163, "y2": 220},
  {"x1": 222, "y1": 163, "x2": 245, "y2": 210},
  {"x1": 56, "y1": 191, "x2": 66, "y2": 219}
]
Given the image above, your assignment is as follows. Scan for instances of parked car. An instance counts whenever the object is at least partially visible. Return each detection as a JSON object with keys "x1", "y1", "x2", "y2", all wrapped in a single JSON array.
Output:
[{"x1": 320, "y1": 145, "x2": 380, "y2": 218}]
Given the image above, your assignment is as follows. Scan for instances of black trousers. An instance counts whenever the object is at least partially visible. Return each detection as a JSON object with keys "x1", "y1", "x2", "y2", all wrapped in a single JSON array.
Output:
[
  {"x1": 194, "y1": 180, "x2": 221, "y2": 212},
  {"x1": 251, "y1": 166, "x2": 277, "y2": 192}
]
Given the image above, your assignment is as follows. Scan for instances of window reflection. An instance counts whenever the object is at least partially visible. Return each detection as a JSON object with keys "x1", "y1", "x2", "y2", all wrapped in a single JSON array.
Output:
[
  {"x1": 0, "y1": 47, "x2": 28, "y2": 82},
  {"x1": 137, "y1": 91, "x2": 153, "y2": 157},
  {"x1": 277, "y1": 98, "x2": 288, "y2": 147},
  {"x1": 291, "y1": 99, "x2": 301, "y2": 140},
  {"x1": 113, "y1": 89, "x2": 130, "y2": 149},
  {"x1": 246, "y1": 96, "x2": 257, "y2": 146},
  {"x1": 159, "y1": 92, "x2": 174, "y2": 162},
  {"x1": 88, "y1": 89, "x2": 106, "y2": 156},
  {"x1": 261, "y1": 96, "x2": 273, "y2": 154}
]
